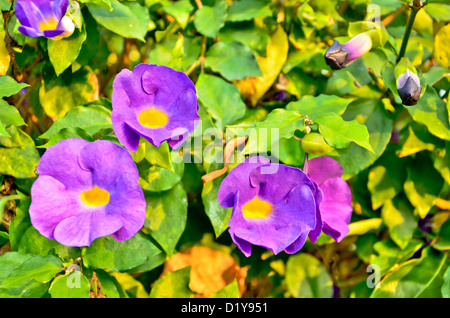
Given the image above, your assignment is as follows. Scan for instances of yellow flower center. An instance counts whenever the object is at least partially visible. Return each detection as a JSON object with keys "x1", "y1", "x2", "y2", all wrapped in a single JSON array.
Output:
[
  {"x1": 80, "y1": 186, "x2": 110, "y2": 207},
  {"x1": 39, "y1": 18, "x2": 59, "y2": 32},
  {"x1": 242, "y1": 197, "x2": 273, "y2": 219},
  {"x1": 138, "y1": 107, "x2": 168, "y2": 128}
]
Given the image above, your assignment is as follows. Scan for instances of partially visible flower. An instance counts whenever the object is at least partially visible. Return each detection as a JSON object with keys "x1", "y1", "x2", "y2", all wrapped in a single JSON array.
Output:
[
  {"x1": 325, "y1": 33, "x2": 372, "y2": 70},
  {"x1": 218, "y1": 157, "x2": 323, "y2": 257},
  {"x1": 16, "y1": 0, "x2": 75, "y2": 39},
  {"x1": 29, "y1": 139, "x2": 146, "y2": 247},
  {"x1": 396, "y1": 69, "x2": 421, "y2": 106},
  {"x1": 304, "y1": 156, "x2": 353, "y2": 242},
  {"x1": 111, "y1": 64, "x2": 199, "y2": 152}
]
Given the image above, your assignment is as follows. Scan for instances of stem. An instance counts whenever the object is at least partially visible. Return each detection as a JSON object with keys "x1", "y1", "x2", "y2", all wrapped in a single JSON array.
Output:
[
  {"x1": 397, "y1": 0, "x2": 422, "y2": 62},
  {"x1": 200, "y1": 36, "x2": 207, "y2": 73}
]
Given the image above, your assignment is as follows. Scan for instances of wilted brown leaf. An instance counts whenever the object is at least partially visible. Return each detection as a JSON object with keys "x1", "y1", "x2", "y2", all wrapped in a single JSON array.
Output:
[{"x1": 162, "y1": 246, "x2": 248, "y2": 297}]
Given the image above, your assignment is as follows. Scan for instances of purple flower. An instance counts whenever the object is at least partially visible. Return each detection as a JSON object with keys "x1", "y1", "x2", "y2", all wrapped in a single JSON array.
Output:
[
  {"x1": 325, "y1": 33, "x2": 372, "y2": 70},
  {"x1": 305, "y1": 156, "x2": 353, "y2": 242},
  {"x1": 218, "y1": 157, "x2": 323, "y2": 257},
  {"x1": 16, "y1": 0, "x2": 75, "y2": 39},
  {"x1": 29, "y1": 139, "x2": 146, "y2": 247},
  {"x1": 111, "y1": 64, "x2": 199, "y2": 152}
]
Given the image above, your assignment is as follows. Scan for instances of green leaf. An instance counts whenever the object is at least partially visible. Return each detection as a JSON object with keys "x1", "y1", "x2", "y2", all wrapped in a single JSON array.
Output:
[
  {"x1": 218, "y1": 24, "x2": 270, "y2": 57},
  {"x1": 0, "y1": 255, "x2": 63, "y2": 298},
  {"x1": 201, "y1": 175, "x2": 232, "y2": 238},
  {"x1": 398, "y1": 121, "x2": 445, "y2": 158},
  {"x1": 371, "y1": 248, "x2": 448, "y2": 298},
  {"x1": 426, "y1": 4, "x2": 450, "y2": 21},
  {"x1": 39, "y1": 105, "x2": 111, "y2": 140},
  {"x1": 8, "y1": 192, "x2": 32, "y2": 251},
  {"x1": 0, "y1": 126, "x2": 40, "y2": 178},
  {"x1": 0, "y1": 231, "x2": 8, "y2": 245},
  {"x1": 144, "y1": 183, "x2": 188, "y2": 255},
  {"x1": 18, "y1": 227, "x2": 81, "y2": 261},
  {"x1": 79, "y1": 0, "x2": 112, "y2": 10},
  {"x1": 148, "y1": 34, "x2": 201, "y2": 73},
  {"x1": 38, "y1": 127, "x2": 93, "y2": 149},
  {"x1": 210, "y1": 280, "x2": 240, "y2": 298},
  {"x1": 82, "y1": 232, "x2": 165, "y2": 272},
  {"x1": 48, "y1": 271, "x2": 90, "y2": 298},
  {"x1": 434, "y1": 219, "x2": 450, "y2": 251},
  {"x1": 193, "y1": 0, "x2": 227, "y2": 38},
  {"x1": 0, "y1": 99, "x2": 26, "y2": 127},
  {"x1": 0, "y1": 121, "x2": 8, "y2": 137},
  {"x1": 0, "y1": 252, "x2": 34, "y2": 283},
  {"x1": 149, "y1": 267, "x2": 194, "y2": 298},
  {"x1": 240, "y1": 108, "x2": 305, "y2": 155},
  {"x1": 39, "y1": 66, "x2": 99, "y2": 119},
  {"x1": 138, "y1": 162, "x2": 183, "y2": 192},
  {"x1": 406, "y1": 86, "x2": 450, "y2": 141},
  {"x1": 48, "y1": 21, "x2": 87, "y2": 76},
  {"x1": 403, "y1": 153, "x2": 444, "y2": 218},
  {"x1": 0, "y1": 75, "x2": 29, "y2": 98},
  {"x1": 315, "y1": 113, "x2": 373, "y2": 152},
  {"x1": 433, "y1": 141, "x2": 450, "y2": 184},
  {"x1": 285, "y1": 253, "x2": 333, "y2": 298},
  {"x1": 226, "y1": 0, "x2": 271, "y2": 22},
  {"x1": 196, "y1": 74, "x2": 246, "y2": 130},
  {"x1": 204, "y1": 41, "x2": 262, "y2": 81},
  {"x1": 423, "y1": 66, "x2": 450, "y2": 86},
  {"x1": 367, "y1": 148, "x2": 408, "y2": 210},
  {"x1": 161, "y1": 0, "x2": 194, "y2": 29},
  {"x1": 381, "y1": 198, "x2": 418, "y2": 250},
  {"x1": 370, "y1": 239, "x2": 423, "y2": 276},
  {"x1": 331, "y1": 100, "x2": 393, "y2": 179},
  {"x1": 144, "y1": 140, "x2": 174, "y2": 172},
  {"x1": 88, "y1": 0, "x2": 150, "y2": 41},
  {"x1": 286, "y1": 94, "x2": 353, "y2": 121},
  {"x1": 442, "y1": 265, "x2": 450, "y2": 298}
]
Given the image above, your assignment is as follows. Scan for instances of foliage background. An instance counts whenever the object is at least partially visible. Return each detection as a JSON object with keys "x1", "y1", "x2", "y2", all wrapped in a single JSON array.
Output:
[{"x1": 1, "y1": 0, "x2": 450, "y2": 298}]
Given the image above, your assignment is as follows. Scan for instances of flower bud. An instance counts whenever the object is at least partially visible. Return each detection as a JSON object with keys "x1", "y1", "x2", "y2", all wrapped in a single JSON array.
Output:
[
  {"x1": 396, "y1": 69, "x2": 421, "y2": 106},
  {"x1": 325, "y1": 33, "x2": 372, "y2": 70},
  {"x1": 51, "y1": 16, "x2": 76, "y2": 40}
]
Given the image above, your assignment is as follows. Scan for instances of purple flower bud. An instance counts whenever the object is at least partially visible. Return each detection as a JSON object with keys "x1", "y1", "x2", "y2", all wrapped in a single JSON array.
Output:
[
  {"x1": 325, "y1": 33, "x2": 372, "y2": 70},
  {"x1": 396, "y1": 69, "x2": 421, "y2": 106},
  {"x1": 15, "y1": 0, "x2": 74, "y2": 39}
]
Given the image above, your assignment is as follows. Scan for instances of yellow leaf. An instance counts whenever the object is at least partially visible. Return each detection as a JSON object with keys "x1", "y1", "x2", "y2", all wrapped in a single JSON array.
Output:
[
  {"x1": 0, "y1": 31, "x2": 10, "y2": 75},
  {"x1": 234, "y1": 25, "x2": 288, "y2": 106},
  {"x1": 434, "y1": 23, "x2": 450, "y2": 68},
  {"x1": 112, "y1": 272, "x2": 149, "y2": 298}
]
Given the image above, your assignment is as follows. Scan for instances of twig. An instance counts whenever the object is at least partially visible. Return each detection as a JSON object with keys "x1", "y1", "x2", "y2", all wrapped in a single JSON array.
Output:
[
  {"x1": 194, "y1": 0, "x2": 203, "y2": 9},
  {"x1": 3, "y1": 0, "x2": 21, "y2": 80},
  {"x1": 382, "y1": 5, "x2": 408, "y2": 27},
  {"x1": 201, "y1": 136, "x2": 248, "y2": 183},
  {"x1": 200, "y1": 36, "x2": 207, "y2": 73}
]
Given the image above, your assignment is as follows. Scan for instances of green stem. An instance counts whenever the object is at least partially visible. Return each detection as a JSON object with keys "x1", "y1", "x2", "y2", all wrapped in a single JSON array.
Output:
[{"x1": 397, "y1": 0, "x2": 423, "y2": 62}]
